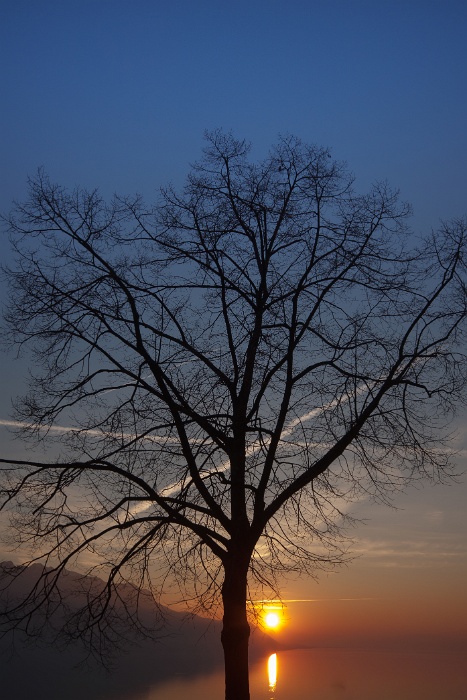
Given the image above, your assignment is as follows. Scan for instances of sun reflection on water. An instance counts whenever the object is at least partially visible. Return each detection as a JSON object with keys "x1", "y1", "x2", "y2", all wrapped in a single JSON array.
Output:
[{"x1": 268, "y1": 653, "x2": 277, "y2": 695}]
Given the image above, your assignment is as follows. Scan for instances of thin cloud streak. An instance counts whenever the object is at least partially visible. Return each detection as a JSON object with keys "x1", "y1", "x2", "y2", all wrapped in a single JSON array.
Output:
[
  {"x1": 2, "y1": 376, "x2": 465, "y2": 512},
  {"x1": 0, "y1": 419, "x2": 203, "y2": 444},
  {"x1": 254, "y1": 597, "x2": 378, "y2": 604}
]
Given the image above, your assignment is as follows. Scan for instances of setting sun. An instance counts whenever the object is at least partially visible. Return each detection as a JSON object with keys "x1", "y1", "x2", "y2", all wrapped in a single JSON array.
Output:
[{"x1": 264, "y1": 612, "x2": 280, "y2": 629}]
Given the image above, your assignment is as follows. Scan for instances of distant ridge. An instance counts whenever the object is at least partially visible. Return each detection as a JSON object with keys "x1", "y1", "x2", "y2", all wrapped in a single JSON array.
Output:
[{"x1": 0, "y1": 561, "x2": 280, "y2": 700}]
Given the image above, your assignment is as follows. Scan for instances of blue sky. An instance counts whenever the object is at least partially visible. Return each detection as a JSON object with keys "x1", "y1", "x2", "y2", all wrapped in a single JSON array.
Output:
[
  {"x1": 1, "y1": 1, "x2": 466, "y2": 223},
  {"x1": 1, "y1": 0, "x2": 467, "y2": 647}
]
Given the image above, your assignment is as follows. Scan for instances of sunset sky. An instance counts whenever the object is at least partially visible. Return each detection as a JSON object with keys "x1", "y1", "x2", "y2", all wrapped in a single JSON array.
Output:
[{"x1": 1, "y1": 0, "x2": 466, "y2": 652}]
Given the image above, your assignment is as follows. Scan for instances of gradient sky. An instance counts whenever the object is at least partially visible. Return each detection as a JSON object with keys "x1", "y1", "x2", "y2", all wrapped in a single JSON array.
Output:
[{"x1": 1, "y1": 0, "x2": 466, "y2": 650}]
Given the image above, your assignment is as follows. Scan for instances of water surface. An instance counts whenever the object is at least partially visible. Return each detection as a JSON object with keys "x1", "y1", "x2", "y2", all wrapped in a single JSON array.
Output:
[{"x1": 129, "y1": 647, "x2": 467, "y2": 700}]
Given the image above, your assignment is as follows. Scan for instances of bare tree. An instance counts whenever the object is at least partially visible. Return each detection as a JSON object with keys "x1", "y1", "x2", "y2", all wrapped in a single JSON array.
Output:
[{"x1": 1, "y1": 131, "x2": 466, "y2": 699}]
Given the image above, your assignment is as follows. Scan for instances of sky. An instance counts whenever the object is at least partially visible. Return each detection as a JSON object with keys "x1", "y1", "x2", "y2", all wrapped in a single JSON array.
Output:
[{"x1": 1, "y1": 0, "x2": 467, "y2": 652}]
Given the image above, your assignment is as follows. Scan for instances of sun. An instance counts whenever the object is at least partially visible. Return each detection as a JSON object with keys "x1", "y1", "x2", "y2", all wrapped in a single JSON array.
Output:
[{"x1": 264, "y1": 611, "x2": 281, "y2": 629}]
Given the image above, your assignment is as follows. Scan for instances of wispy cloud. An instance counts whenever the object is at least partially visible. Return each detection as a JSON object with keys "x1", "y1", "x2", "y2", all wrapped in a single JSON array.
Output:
[
  {"x1": 353, "y1": 534, "x2": 467, "y2": 568},
  {"x1": 0, "y1": 419, "x2": 202, "y2": 444},
  {"x1": 253, "y1": 597, "x2": 378, "y2": 605},
  {"x1": 2, "y1": 377, "x2": 465, "y2": 512}
]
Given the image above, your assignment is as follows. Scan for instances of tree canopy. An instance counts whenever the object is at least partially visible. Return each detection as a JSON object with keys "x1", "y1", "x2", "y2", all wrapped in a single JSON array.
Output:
[{"x1": 1, "y1": 131, "x2": 466, "y2": 699}]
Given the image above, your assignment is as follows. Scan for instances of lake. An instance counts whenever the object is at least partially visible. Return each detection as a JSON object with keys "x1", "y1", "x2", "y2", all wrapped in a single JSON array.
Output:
[{"x1": 124, "y1": 647, "x2": 467, "y2": 700}]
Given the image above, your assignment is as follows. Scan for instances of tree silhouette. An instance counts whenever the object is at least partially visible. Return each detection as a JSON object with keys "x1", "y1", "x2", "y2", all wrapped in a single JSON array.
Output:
[{"x1": 1, "y1": 131, "x2": 466, "y2": 699}]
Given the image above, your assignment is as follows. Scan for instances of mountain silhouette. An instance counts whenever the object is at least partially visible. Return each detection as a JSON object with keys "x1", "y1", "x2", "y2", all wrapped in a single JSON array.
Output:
[{"x1": 0, "y1": 561, "x2": 278, "y2": 700}]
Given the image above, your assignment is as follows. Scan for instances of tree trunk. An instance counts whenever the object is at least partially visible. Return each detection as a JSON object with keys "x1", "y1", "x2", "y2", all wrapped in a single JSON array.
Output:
[{"x1": 221, "y1": 558, "x2": 251, "y2": 700}]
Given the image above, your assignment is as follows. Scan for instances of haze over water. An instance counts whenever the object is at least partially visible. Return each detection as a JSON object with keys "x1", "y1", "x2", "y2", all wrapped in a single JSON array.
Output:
[{"x1": 121, "y1": 648, "x2": 467, "y2": 700}]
